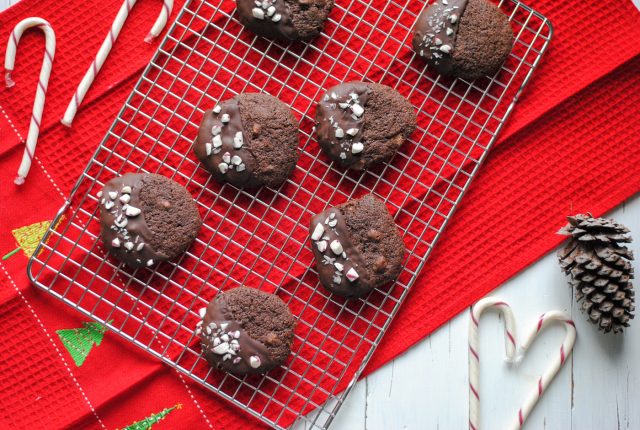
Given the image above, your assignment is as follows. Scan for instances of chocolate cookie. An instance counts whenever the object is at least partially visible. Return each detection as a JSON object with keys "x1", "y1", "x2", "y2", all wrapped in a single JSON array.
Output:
[
  {"x1": 198, "y1": 287, "x2": 296, "y2": 375},
  {"x1": 315, "y1": 82, "x2": 416, "y2": 171},
  {"x1": 412, "y1": 0, "x2": 514, "y2": 80},
  {"x1": 309, "y1": 195, "x2": 406, "y2": 298},
  {"x1": 193, "y1": 93, "x2": 300, "y2": 189},
  {"x1": 236, "y1": 0, "x2": 334, "y2": 42},
  {"x1": 99, "y1": 173, "x2": 202, "y2": 268}
]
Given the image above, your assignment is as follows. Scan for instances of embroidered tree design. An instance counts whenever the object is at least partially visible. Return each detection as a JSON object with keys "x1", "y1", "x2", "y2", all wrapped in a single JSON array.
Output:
[
  {"x1": 120, "y1": 403, "x2": 182, "y2": 430},
  {"x1": 3, "y1": 218, "x2": 61, "y2": 260},
  {"x1": 56, "y1": 321, "x2": 107, "y2": 366}
]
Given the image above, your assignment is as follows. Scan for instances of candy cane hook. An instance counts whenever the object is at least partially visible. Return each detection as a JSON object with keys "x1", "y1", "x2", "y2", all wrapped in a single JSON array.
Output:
[
  {"x1": 4, "y1": 18, "x2": 56, "y2": 185},
  {"x1": 61, "y1": 0, "x2": 173, "y2": 127},
  {"x1": 468, "y1": 298, "x2": 517, "y2": 430}
]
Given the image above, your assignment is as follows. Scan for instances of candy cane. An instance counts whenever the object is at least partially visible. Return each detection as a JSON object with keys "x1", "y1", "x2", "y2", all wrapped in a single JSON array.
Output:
[
  {"x1": 512, "y1": 311, "x2": 576, "y2": 429},
  {"x1": 468, "y1": 298, "x2": 576, "y2": 430},
  {"x1": 468, "y1": 298, "x2": 517, "y2": 430},
  {"x1": 60, "y1": 0, "x2": 173, "y2": 127},
  {"x1": 4, "y1": 18, "x2": 56, "y2": 185}
]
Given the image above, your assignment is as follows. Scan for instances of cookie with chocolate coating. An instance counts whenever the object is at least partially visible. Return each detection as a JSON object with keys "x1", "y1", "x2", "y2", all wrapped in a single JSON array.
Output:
[
  {"x1": 236, "y1": 0, "x2": 334, "y2": 42},
  {"x1": 198, "y1": 287, "x2": 296, "y2": 375},
  {"x1": 98, "y1": 173, "x2": 202, "y2": 268},
  {"x1": 309, "y1": 195, "x2": 406, "y2": 298},
  {"x1": 412, "y1": 0, "x2": 514, "y2": 80},
  {"x1": 194, "y1": 93, "x2": 299, "y2": 189},
  {"x1": 315, "y1": 81, "x2": 416, "y2": 171}
]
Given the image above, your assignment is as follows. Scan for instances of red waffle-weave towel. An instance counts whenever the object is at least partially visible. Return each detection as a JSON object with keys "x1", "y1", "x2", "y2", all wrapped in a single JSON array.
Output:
[{"x1": 0, "y1": 0, "x2": 638, "y2": 429}]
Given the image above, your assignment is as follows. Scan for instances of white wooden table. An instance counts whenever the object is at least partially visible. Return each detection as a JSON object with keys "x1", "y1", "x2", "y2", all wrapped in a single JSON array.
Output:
[{"x1": 1, "y1": 0, "x2": 637, "y2": 428}]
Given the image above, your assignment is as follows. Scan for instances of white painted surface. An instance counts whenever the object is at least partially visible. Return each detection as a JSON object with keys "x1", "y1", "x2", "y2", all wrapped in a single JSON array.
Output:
[{"x1": 0, "y1": 0, "x2": 637, "y2": 428}]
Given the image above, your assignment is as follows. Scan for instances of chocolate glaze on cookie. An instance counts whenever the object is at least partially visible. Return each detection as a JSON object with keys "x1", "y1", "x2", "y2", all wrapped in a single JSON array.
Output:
[
  {"x1": 99, "y1": 173, "x2": 202, "y2": 268},
  {"x1": 315, "y1": 82, "x2": 416, "y2": 171},
  {"x1": 198, "y1": 287, "x2": 296, "y2": 375},
  {"x1": 236, "y1": 0, "x2": 333, "y2": 42},
  {"x1": 309, "y1": 195, "x2": 406, "y2": 298},
  {"x1": 412, "y1": 0, "x2": 513, "y2": 80},
  {"x1": 193, "y1": 93, "x2": 299, "y2": 189}
]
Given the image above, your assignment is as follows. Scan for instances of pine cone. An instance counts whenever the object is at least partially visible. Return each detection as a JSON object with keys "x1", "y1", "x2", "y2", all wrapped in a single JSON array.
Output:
[{"x1": 557, "y1": 213, "x2": 635, "y2": 334}]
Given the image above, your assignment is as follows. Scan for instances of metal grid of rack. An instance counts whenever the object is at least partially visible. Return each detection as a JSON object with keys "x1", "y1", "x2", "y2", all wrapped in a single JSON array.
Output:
[{"x1": 28, "y1": 0, "x2": 551, "y2": 428}]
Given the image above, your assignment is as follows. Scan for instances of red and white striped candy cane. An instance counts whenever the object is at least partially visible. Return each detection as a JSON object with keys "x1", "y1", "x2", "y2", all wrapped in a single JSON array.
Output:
[
  {"x1": 468, "y1": 298, "x2": 517, "y2": 430},
  {"x1": 511, "y1": 311, "x2": 576, "y2": 429},
  {"x1": 61, "y1": 0, "x2": 173, "y2": 127},
  {"x1": 4, "y1": 17, "x2": 56, "y2": 185},
  {"x1": 468, "y1": 298, "x2": 576, "y2": 430}
]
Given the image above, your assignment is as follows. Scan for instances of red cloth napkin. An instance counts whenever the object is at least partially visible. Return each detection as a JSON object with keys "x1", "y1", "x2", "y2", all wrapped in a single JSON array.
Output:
[{"x1": 0, "y1": 0, "x2": 638, "y2": 428}]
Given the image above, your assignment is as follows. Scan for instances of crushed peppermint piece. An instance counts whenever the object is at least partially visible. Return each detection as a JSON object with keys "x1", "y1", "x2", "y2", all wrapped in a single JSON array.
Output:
[
  {"x1": 222, "y1": 152, "x2": 231, "y2": 164},
  {"x1": 335, "y1": 128, "x2": 344, "y2": 138},
  {"x1": 351, "y1": 142, "x2": 364, "y2": 154},
  {"x1": 205, "y1": 326, "x2": 212, "y2": 335},
  {"x1": 233, "y1": 131, "x2": 243, "y2": 148},
  {"x1": 252, "y1": 8, "x2": 265, "y2": 19},
  {"x1": 212, "y1": 135, "x2": 222, "y2": 148},
  {"x1": 213, "y1": 105, "x2": 221, "y2": 114},
  {"x1": 237, "y1": 163, "x2": 246, "y2": 172},
  {"x1": 119, "y1": 194, "x2": 131, "y2": 204},
  {"x1": 124, "y1": 241, "x2": 134, "y2": 251},
  {"x1": 114, "y1": 216, "x2": 128, "y2": 228},
  {"x1": 272, "y1": 13, "x2": 281, "y2": 22},
  {"x1": 330, "y1": 240, "x2": 343, "y2": 255},
  {"x1": 249, "y1": 355, "x2": 261, "y2": 368},
  {"x1": 97, "y1": 190, "x2": 103, "y2": 198},
  {"x1": 346, "y1": 128, "x2": 358, "y2": 136},
  {"x1": 323, "y1": 255, "x2": 336, "y2": 266},
  {"x1": 449, "y1": 14, "x2": 458, "y2": 23},
  {"x1": 439, "y1": 44, "x2": 452, "y2": 53},
  {"x1": 108, "y1": 191, "x2": 118, "y2": 200},
  {"x1": 317, "y1": 240, "x2": 327, "y2": 252},
  {"x1": 435, "y1": 37, "x2": 443, "y2": 46},
  {"x1": 334, "y1": 262, "x2": 344, "y2": 271},
  {"x1": 346, "y1": 267, "x2": 359, "y2": 281},
  {"x1": 231, "y1": 155, "x2": 242, "y2": 165},
  {"x1": 446, "y1": 27, "x2": 454, "y2": 36},
  {"x1": 351, "y1": 103, "x2": 364, "y2": 117},
  {"x1": 340, "y1": 152, "x2": 347, "y2": 160},
  {"x1": 199, "y1": 307, "x2": 206, "y2": 318},
  {"x1": 267, "y1": 5, "x2": 276, "y2": 16},
  {"x1": 218, "y1": 163, "x2": 228, "y2": 174},
  {"x1": 111, "y1": 238, "x2": 121, "y2": 247},
  {"x1": 125, "y1": 206, "x2": 141, "y2": 217},
  {"x1": 211, "y1": 125, "x2": 221, "y2": 135},
  {"x1": 146, "y1": 259, "x2": 154, "y2": 266},
  {"x1": 213, "y1": 342, "x2": 230, "y2": 355},
  {"x1": 333, "y1": 273, "x2": 342, "y2": 284},
  {"x1": 221, "y1": 113, "x2": 230, "y2": 123},
  {"x1": 328, "y1": 219, "x2": 337, "y2": 228},
  {"x1": 205, "y1": 142, "x2": 212, "y2": 156},
  {"x1": 105, "y1": 200, "x2": 115, "y2": 210},
  {"x1": 311, "y1": 223, "x2": 325, "y2": 241},
  {"x1": 338, "y1": 102, "x2": 350, "y2": 110},
  {"x1": 220, "y1": 323, "x2": 229, "y2": 330},
  {"x1": 136, "y1": 242, "x2": 144, "y2": 251},
  {"x1": 233, "y1": 357, "x2": 242, "y2": 364}
]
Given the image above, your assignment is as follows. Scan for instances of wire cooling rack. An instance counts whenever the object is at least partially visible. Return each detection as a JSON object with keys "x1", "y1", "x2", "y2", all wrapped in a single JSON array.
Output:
[{"x1": 28, "y1": 0, "x2": 551, "y2": 428}]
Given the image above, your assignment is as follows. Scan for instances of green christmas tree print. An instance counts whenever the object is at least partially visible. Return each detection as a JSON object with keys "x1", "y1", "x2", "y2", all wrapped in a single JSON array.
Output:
[
  {"x1": 56, "y1": 321, "x2": 107, "y2": 366},
  {"x1": 120, "y1": 403, "x2": 182, "y2": 430}
]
